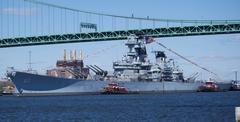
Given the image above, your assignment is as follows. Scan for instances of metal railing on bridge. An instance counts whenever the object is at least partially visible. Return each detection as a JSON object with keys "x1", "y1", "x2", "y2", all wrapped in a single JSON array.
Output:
[{"x1": 0, "y1": 0, "x2": 240, "y2": 48}]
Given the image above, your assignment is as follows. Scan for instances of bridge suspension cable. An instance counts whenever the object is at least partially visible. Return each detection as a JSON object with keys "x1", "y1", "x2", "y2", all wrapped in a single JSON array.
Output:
[
  {"x1": 0, "y1": 0, "x2": 240, "y2": 48},
  {"x1": 24, "y1": 0, "x2": 240, "y2": 24}
]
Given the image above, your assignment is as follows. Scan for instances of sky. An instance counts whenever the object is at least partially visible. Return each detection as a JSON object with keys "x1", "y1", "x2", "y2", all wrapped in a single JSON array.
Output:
[{"x1": 0, "y1": 0, "x2": 240, "y2": 80}]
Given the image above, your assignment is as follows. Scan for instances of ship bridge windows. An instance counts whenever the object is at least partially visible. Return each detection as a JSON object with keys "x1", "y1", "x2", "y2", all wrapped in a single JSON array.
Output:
[
  {"x1": 134, "y1": 70, "x2": 139, "y2": 73},
  {"x1": 152, "y1": 71, "x2": 161, "y2": 73},
  {"x1": 140, "y1": 65, "x2": 151, "y2": 70}
]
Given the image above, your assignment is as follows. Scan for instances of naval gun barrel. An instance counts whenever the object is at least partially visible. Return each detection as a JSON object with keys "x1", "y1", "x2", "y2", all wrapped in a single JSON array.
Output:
[
  {"x1": 87, "y1": 65, "x2": 99, "y2": 74},
  {"x1": 88, "y1": 65, "x2": 103, "y2": 75},
  {"x1": 94, "y1": 65, "x2": 108, "y2": 76},
  {"x1": 90, "y1": 65, "x2": 102, "y2": 74},
  {"x1": 94, "y1": 65, "x2": 104, "y2": 72}
]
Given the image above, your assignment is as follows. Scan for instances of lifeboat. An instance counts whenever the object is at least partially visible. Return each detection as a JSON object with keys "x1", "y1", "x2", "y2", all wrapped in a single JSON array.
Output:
[
  {"x1": 102, "y1": 82, "x2": 128, "y2": 94},
  {"x1": 197, "y1": 79, "x2": 219, "y2": 92}
]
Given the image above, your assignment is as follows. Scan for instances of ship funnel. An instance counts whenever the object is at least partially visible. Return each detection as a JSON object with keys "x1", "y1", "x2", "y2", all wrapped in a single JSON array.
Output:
[
  {"x1": 152, "y1": 51, "x2": 166, "y2": 63},
  {"x1": 63, "y1": 49, "x2": 66, "y2": 61},
  {"x1": 74, "y1": 49, "x2": 77, "y2": 61}
]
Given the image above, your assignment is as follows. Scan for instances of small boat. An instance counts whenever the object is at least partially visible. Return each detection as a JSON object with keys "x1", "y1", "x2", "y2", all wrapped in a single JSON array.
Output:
[
  {"x1": 102, "y1": 82, "x2": 128, "y2": 94},
  {"x1": 230, "y1": 71, "x2": 240, "y2": 91},
  {"x1": 230, "y1": 81, "x2": 240, "y2": 91},
  {"x1": 197, "y1": 79, "x2": 219, "y2": 92}
]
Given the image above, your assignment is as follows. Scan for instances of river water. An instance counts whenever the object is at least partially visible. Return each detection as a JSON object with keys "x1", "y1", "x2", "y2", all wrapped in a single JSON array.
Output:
[{"x1": 0, "y1": 91, "x2": 239, "y2": 122}]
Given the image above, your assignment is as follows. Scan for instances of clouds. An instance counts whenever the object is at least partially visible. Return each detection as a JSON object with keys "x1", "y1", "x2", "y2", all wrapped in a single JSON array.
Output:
[{"x1": 1, "y1": 8, "x2": 35, "y2": 16}]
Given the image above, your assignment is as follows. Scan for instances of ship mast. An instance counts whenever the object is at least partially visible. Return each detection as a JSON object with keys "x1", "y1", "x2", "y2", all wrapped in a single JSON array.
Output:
[{"x1": 235, "y1": 71, "x2": 238, "y2": 81}]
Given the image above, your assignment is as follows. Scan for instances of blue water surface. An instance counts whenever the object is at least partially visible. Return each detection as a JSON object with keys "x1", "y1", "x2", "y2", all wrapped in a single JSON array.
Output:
[{"x1": 0, "y1": 91, "x2": 240, "y2": 122}]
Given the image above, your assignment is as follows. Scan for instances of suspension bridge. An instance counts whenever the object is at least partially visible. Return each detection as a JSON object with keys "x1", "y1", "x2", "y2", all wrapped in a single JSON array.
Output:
[{"x1": 0, "y1": 0, "x2": 240, "y2": 48}]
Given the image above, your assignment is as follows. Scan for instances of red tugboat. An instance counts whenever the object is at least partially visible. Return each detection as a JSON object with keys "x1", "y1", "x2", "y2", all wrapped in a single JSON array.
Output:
[
  {"x1": 102, "y1": 83, "x2": 128, "y2": 94},
  {"x1": 197, "y1": 79, "x2": 219, "y2": 92}
]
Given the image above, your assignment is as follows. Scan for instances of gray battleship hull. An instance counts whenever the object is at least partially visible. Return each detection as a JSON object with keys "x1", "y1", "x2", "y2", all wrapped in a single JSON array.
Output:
[{"x1": 8, "y1": 71, "x2": 231, "y2": 96}]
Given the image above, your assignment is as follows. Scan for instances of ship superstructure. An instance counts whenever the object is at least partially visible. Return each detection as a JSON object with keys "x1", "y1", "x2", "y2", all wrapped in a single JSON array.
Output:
[
  {"x1": 150, "y1": 51, "x2": 183, "y2": 82},
  {"x1": 112, "y1": 35, "x2": 184, "y2": 82},
  {"x1": 113, "y1": 35, "x2": 151, "y2": 81}
]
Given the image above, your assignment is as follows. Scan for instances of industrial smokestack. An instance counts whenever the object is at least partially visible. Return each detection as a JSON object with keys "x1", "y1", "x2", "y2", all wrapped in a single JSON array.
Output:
[
  {"x1": 69, "y1": 50, "x2": 73, "y2": 61},
  {"x1": 74, "y1": 49, "x2": 77, "y2": 61},
  {"x1": 68, "y1": 50, "x2": 70, "y2": 61},
  {"x1": 80, "y1": 50, "x2": 83, "y2": 60},
  {"x1": 63, "y1": 49, "x2": 66, "y2": 61}
]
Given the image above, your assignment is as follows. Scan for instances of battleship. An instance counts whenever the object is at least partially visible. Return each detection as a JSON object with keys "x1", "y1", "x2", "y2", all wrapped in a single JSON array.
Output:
[{"x1": 7, "y1": 34, "x2": 231, "y2": 96}]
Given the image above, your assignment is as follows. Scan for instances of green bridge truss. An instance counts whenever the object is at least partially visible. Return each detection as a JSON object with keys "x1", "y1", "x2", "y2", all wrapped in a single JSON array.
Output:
[{"x1": 0, "y1": 23, "x2": 240, "y2": 48}]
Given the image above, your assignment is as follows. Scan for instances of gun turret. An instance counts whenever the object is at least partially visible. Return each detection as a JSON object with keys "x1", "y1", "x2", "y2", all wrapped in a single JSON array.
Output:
[
  {"x1": 94, "y1": 65, "x2": 108, "y2": 76},
  {"x1": 87, "y1": 65, "x2": 99, "y2": 74}
]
